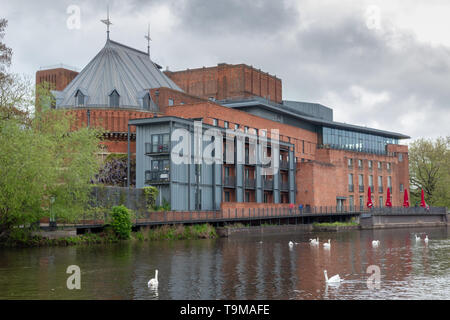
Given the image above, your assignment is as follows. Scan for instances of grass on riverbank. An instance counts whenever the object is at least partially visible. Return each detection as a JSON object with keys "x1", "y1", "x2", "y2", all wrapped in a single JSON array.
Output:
[
  {"x1": 313, "y1": 221, "x2": 359, "y2": 227},
  {"x1": 134, "y1": 224, "x2": 218, "y2": 241},
  {"x1": 1, "y1": 224, "x2": 218, "y2": 247},
  {"x1": 0, "y1": 227, "x2": 121, "y2": 248}
]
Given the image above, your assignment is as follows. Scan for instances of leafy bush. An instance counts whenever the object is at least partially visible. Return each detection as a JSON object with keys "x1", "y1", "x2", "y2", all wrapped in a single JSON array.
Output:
[
  {"x1": 143, "y1": 186, "x2": 159, "y2": 210},
  {"x1": 110, "y1": 205, "x2": 132, "y2": 239}
]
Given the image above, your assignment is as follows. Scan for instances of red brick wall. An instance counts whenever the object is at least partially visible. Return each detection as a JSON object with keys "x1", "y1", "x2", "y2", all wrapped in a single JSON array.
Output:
[
  {"x1": 296, "y1": 147, "x2": 410, "y2": 208},
  {"x1": 67, "y1": 109, "x2": 154, "y2": 154},
  {"x1": 36, "y1": 68, "x2": 79, "y2": 91},
  {"x1": 149, "y1": 87, "x2": 206, "y2": 114},
  {"x1": 164, "y1": 63, "x2": 282, "y2": 103}
]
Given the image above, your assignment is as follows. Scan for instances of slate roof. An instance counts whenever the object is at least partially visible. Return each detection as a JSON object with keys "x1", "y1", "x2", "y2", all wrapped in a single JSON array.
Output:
[{"x1": 54, "y1": 39, "x2": 182, "y2": 110}]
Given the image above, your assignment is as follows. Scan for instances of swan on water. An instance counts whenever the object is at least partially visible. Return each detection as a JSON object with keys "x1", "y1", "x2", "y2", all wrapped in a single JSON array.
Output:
[
  {"x1": 424, "y1": 235, "x2": 429, "y2": 244},
  {"x1": 324, "y1": 270, "x2": 342, "y2": 283},
  {"x1": 148, "y1": 270, "x2": 158, "y2": 288},
  {"x1": 288, "y1": 241, "x2": 294, "y2": 248},
  {"x1": 372, "y1": 240, "x2": 380, "y2": 247},
  {"x1": 415, "y1": 234, "x2": 421, "y2": 242},
  {"x1": 309, "y1": 238, "x2": 318, "y2": 245},
  {"x1": 323, "y1": 239, "x2": 331, "y2": 249}
]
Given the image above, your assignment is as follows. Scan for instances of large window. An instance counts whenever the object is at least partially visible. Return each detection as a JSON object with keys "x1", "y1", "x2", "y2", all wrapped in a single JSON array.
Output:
[
  {"x1": 322, "y1": 127, "x2": 398, "y2": 155},
  {"x1": 378, "y1": 176, "x2": 383, "y2": 193}
]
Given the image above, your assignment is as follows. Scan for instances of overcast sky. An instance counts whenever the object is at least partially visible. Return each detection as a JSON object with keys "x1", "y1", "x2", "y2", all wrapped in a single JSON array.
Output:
[{"x1": 2, "y1": 0, "x2": 450, "y2": 141}]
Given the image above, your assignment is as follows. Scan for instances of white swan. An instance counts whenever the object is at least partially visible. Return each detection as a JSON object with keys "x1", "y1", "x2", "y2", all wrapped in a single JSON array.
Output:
[
  {"x1": 372, "y1": 240, "x2": 380, "y2": 247},
  {"x1": 309, "y1": 238, "x2": 318, "y2": 245},
  {"x1": 288, "y1": 241, "x2": 294, "y2": 248},
  {"x1": 415, "y1": 234, "x2": 421, "y2": 242},
  {"x1": 323, "y1": 239, "x2": 331, "y2": 249},
  {"x1": 424, "y1": 235, "x2": 429, "y2": 244},
  {"x1": 324, "y1": 270, "x2": 342, "y2": 283},
  {"x1": 148, "y1": 270, "x2": 158, "y2": 288}
]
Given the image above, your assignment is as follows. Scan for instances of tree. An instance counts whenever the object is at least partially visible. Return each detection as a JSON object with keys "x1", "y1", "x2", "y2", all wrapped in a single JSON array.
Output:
[
  {"x1": 0, "y1": 18, "x2": 12, "y2": 79},
  {"x1": 409, "y1": 137, "x2": 450, "y2": 207},
  {"x1": 0, "y1": 20, "x2": 103, "y2": 237}
]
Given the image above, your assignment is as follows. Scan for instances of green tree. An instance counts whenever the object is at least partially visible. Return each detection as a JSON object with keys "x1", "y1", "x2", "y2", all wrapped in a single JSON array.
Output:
[
  {"x1": 409, "y1": 137, "x2": 450, "y2": 207},
  {"x1": 0, "y1": 19, "x2": 103, "y2": 238}
]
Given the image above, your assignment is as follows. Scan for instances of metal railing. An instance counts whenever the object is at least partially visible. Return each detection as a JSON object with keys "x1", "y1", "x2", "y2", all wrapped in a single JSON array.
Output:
[
  {"x1": 378, "y1": 186, "x2": 383, "y2": 193},
  {"x1": 280, "y1": 181, "x2": 290, "y2": 191},
  {"x1": 245, "y1": 178, "x2": 255, "y2": 189},
  {"x1": 49, "y1": 205, "x2": 447, "y2": 229},
  {"x1": 359, "y1": 185, "x2": 364, "y2": 193},
  {"x1": 224, "y1": 176, "x2": 236, "y2": 188},
  {"x1": 145, "y1": 143, "x2": 169, "y2": 154},
  {"x1": 263, "y1": 179, "x2": 274, "y2": 190},
  {"x1": 348, "y1": 184, "x2": 354, "y2": 192},
  {"x1": 145, "y1": 170, "x2": 170, "y2": 183},
  {"x1": 280, "y1": 160, "x2": 289, "y2": 170}
]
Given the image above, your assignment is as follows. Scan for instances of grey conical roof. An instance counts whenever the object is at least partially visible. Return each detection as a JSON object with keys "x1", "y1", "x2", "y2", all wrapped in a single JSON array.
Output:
[{"x1": 54, "y1": 39, "x2": 182, "y2": 109}]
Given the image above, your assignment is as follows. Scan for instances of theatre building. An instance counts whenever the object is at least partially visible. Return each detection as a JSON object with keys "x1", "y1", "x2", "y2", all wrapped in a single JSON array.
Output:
[{"x1": 36, "y1": 35, "x2": 410, "y2": 212}]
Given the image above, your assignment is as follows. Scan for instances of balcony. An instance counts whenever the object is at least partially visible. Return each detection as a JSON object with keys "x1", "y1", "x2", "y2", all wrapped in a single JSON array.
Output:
[
  {"x1": 145, "y1": 170, "x2": 170, "y2": 184},
  {"x1": 145, "y1": 143, "x2": 169, "y2": 155},
  {"x1": 224, "y1": 176, "x2": 236, "y2": 188},
  {"x1": 359, "y1": 185, "x2": 364, "y2": 193},
  {"x1": 348, "y1": 184, "x2": 354, "y2": 192},
  {"x1": 245, "y1": 155, "x2": 256, "y2": 166},
  {"x1": 245, "y1": 178, "x2": 255, "y2": 189},
  {"x1": 280, "y1": 160, "x2": 289, "y2": 170},
  {"x1": 263, "y1": 179, "x2": 273, "y2": 190},
  {"x1": 280, "y1": 181, "x2": 289, "y2": 191},
  {"x1": 379, "y1": 186, "x2": 383, "y2": 193}
]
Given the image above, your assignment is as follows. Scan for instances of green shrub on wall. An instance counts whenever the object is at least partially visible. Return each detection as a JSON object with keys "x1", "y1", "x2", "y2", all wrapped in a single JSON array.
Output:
[
  {"x1": 110, "y1": 205, "x2": 132, "y2": 239},
  {"x1": 143, "y1": 186, "x2": 159, "y2": 210}
]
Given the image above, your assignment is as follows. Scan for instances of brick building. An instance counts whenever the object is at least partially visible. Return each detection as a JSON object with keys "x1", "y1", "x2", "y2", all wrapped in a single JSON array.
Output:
[{"x1": 37, "y1": 36, "x2": 410, "y2": 211}]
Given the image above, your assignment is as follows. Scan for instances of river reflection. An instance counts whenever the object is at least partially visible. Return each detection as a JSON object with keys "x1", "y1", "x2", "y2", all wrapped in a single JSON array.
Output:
[{"x1": 0, "y1": 227, "x2": 449, "y2": 300}]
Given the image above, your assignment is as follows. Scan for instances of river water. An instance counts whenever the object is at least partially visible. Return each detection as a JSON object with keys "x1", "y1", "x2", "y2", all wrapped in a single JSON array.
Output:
[{"x1": 0, "y1": 226, "x2": 449, "y2": 300}]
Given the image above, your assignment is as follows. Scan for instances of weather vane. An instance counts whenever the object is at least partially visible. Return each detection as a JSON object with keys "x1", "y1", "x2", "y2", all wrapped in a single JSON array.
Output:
[
  {"x1": 101, "y1": 5, "x2": 113, "y2": 40},
  {"x1": 145, "y1": 23, "x2": 152, "y2": 58}
]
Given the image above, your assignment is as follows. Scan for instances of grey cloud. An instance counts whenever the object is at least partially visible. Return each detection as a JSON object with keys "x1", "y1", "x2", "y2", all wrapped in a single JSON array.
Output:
[{"x1": 1, "y1": 0, "x2": 449, "y2": 139}]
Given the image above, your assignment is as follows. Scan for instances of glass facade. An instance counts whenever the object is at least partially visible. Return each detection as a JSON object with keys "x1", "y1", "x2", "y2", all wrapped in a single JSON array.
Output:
[{"x1": 322, "y1": 127, "x2": 398, "y2": 154}]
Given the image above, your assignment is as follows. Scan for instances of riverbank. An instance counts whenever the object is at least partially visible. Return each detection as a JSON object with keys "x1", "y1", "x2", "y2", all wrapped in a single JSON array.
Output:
[{"x1": 0, "y1": 224, "x2": 218, "y2": 248}]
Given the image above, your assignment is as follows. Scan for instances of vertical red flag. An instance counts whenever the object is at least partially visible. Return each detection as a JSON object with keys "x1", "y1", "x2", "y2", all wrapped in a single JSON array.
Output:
[
  {"x1": 403, "y1": 189, "x2": 409, "y2": 208},
  {"x1": 385, "y1": 187, "x2": 392, "y2": 207},
  {"x1": 367, "y1": 187, "x2": 373, "y2": 208}
]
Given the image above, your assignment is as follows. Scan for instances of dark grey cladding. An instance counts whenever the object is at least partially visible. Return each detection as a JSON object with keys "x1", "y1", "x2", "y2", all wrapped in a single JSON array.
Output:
[
  {"x1": 282, "y1": 100, "x2": 333, "y2": 122},
  {"x1": 53, "y1": 39, "x2": 182, "y2": 110}
]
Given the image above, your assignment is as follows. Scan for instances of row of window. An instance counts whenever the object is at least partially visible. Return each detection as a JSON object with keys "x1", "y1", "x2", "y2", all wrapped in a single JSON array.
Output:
[
  {"x1": 348, "y1": 174, "x2": 394, "y2": 191},
  {"x1": 322, "y1": 127, "x2": 398, "y2": 154},
  {"x1": 75, "y1": 89, "x2": 157, "y2": 110},
  {"x1": 347, "y1": 195, "x2": 392, "y2": 209},
  {"x1": 211, "y1": 118, "x2": 267, "y2": 137},
  {"x1": 347, "y1": 158, "x2": 392, "y2": 170},
  {"x1": 223, "y1": 191, "x2": 288, "y2": 204}
]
